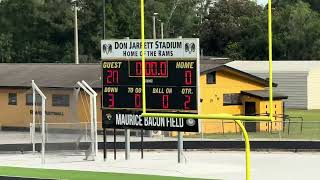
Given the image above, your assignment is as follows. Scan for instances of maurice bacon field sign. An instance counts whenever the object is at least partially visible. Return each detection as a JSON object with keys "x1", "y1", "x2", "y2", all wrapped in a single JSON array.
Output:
[{"x1": 102, "y1": 110, "x2": 199, "y2": 132}]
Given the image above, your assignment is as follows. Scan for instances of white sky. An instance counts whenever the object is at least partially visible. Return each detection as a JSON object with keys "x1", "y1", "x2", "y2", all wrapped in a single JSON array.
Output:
[{"x1": 257, "y1": 0, "x2": 268, "y2": 5}]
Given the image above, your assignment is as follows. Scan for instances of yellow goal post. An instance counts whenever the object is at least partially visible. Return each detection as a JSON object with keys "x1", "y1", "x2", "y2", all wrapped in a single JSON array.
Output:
[
  {"x1": 139, "y1": 0, "x2": 274, "y2": 180},
  {"x1": 140, "y1": 0, "x2": 274, "y2": 122}
]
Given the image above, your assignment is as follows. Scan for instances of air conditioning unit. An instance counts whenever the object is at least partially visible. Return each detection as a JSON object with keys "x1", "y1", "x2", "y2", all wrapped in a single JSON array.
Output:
[{"x1": 151, "y1": 130, "x2": 162, "y2": 136}]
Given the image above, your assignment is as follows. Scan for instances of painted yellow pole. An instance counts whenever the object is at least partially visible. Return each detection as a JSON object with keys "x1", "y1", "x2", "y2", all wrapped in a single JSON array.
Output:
[
  {"x1": 235, "y1": 120, "x2": 251, "y2": 180},
  {"x1": 268, "y1": 0, "x2": 274, "y2": 120},
  {"x1": 140, "y1": 0, "x2": 146, "y2": 114},
  {"x1": 139, "y1": 0, "x2": 274, "y2": 180}
]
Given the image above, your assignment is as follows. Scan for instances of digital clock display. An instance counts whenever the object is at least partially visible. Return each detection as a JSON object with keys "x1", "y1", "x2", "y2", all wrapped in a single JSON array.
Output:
[
  {"x1": 129, "y1": 61, "x2": 168, "y2": 77},
  {"x1": 102, "y1": 59, "x2": 198, "y2": 112}
]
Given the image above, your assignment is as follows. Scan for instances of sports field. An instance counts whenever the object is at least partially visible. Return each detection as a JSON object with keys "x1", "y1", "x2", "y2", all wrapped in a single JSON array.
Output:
[
  {"x1": 0, "y1": 166, "x2": 208, "y2": 180},
  {"x1": 286, "y1": 109, "x2": 320, "y2": 121}
]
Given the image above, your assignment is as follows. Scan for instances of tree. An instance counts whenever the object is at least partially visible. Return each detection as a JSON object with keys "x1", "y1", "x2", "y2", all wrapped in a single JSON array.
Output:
[
  {"x1": 0, "y1": 33, "x2": 13, "y2": 63},
  {"x1": 272, "y1": 1, "x2": 320, "y2": 59},
  {"x1": 0, "y1": 0, "x2": 74, "y2": 63},
  {"x1": 200, "y1": 0, "x2": 320, "y2": 60},
  {"x1": 0, "y1": 0, "x2": 202, "y2": 63},
  {"x1": 273, "y1": 0, "x2": 320, "y2": 12},
  {"x1": 200, "y1": 0, "x2": 262, "y2": 57}
]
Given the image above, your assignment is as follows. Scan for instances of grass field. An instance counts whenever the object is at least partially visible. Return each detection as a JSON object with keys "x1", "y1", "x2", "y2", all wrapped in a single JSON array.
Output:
[
  {"x1": 283, "y1": 109, "x2": 320, "y2": 139},
  {"x1": 0, "y1": 166, "x2": 210, "y2": 180},
  {"x1": 286, "y1": 109, "x2": 320, "y2": 121}
]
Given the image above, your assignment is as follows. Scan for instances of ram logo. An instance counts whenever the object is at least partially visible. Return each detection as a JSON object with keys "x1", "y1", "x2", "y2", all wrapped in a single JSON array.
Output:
[
  {"x1": 185, "y1": 43, "x2": 196, "y2": 54},
  {"x1": 102, "y1": 43, "x2": 112, "y2": 55},
  {"x1": 105, "y1": 113, "x2": 112, "y2": 121},
  {"x1": 186, "y1": 118, "x2": 196, "y2": 126}
]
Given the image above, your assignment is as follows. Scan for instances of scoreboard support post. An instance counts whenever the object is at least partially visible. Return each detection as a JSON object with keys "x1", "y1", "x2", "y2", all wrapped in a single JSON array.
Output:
[
  {"x1": 178, "y1": 132, "x2": 183, "y2": 163},
  {"x1": 141, "y1": 129, "x2": 144, "y2": 159},
  {"x1": 114, "y1": 128, "x2": 117, "y2": 160},
  {"x1": 177, "y1": 36, "x2": 184, "y2": 164},
  {"x1": 124, "y1": 37, "x2": 131, "y2": 161},
  {"x1": 103, "y1": 128, "x2": 107, "y2": 161},
  {"x1": 125, "y1": 128, "x2": 130, "y2": 160}
]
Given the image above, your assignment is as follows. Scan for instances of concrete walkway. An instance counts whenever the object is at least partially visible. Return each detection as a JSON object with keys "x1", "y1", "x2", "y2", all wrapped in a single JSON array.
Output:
[{"x1": 0, "y1": 151, "x2": 319, "y2": 180}]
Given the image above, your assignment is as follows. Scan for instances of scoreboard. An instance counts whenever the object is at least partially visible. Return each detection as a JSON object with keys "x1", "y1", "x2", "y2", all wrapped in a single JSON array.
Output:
[
  {"x1": 102, "y1": 59, "x2": 197, "y2": 112},
  {"x1": 101, "y1": 38, "x2": 199, "y2": 113}
]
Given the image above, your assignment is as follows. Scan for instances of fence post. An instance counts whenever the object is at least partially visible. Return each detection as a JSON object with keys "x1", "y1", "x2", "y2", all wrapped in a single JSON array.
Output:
[
  {"x1": 287, "y1": 118, "x2": 291, "y2": 135},
  {"x1": 30, "y1": 123, "x2": 33, "y2": 144},
  {"x1": 222, "y1": 120, "x2": 225, "y2": 135},
  {"x1": 300, "y1": 117, "x2": 304, "y2": 134},
  {"x1": 85, "y1": 123, "x2": 88, "y2": 142}
]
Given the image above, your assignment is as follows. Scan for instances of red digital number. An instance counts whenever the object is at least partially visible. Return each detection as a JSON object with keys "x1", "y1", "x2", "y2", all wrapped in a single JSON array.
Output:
[
  {"x1": 145, "y1": 62, "x2": 151, "y2": 76},
  {"x1": 135, "y1": 61, "x2": 167, "y2": 77},
  {"x1": 134, "y1": 93, "x2": 141, "y2": 108},
  {"x1": 108, "y1": 94, "x2": 115, "y2": 108},
  {"x1": 184, "y1": 70, "x2": 192, "y2": 85},
  {"x1": 150, "y1": 61, "x2": 157, "y2": 76},
  {"x1": 105, "y1": 70, "x2": 119, "y2": 84},
  {"x1": 184, "y1": 95, "x2": 191, "y2": 110},
  {"x1": 145, "y1": 62, "x2": 157, "y2": 76},
  {"x1": 160, "y1": 61, "x2": 167, "y2": 76},
  {"x1": 136, "y1": 62, "x2": 142, "y2": 76},
  {"x1": 162, "y1": 95, "x2": 169, "y2": 109}
]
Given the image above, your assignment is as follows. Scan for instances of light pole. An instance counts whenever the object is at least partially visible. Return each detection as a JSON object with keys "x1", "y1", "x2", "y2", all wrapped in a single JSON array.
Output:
[
  {"x1": 103, "y1": 0, "x2": 106, "y2": 39},
  {"x1": 102, "y1": 0, "x2": 107, "y2": 162},
  {"x1": 72, "y1": 0, "x2": 79, "y2": 64},
  {"x1": 152, "y1": 12, "x2": 158, "y2": 39},
  {"x1": 158, "y1": 19, "x2": 164, "y2": 39}
]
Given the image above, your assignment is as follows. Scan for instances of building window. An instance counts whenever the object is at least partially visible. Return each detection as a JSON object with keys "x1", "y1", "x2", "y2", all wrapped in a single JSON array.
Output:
[
  {"x1": 26, "y1": 94, "x2": 42, "y2": 106},
  {"x1": 52, "y1": 95, "x2": 69, "y2": 107},
  {"x1": 206, "y1": 72, "x2": 216, "y2": 84},
  {"x1": 223, "y1": 93, "x2": 242, "y2": 106},
  {"x1": 8, "y1": 93, "x2": 17, "y2": 105}
]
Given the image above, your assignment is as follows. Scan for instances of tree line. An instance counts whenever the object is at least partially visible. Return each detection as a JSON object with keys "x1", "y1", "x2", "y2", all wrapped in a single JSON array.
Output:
[{"x1": 0, "y1": 0, "x2": 319, "y2": 63}]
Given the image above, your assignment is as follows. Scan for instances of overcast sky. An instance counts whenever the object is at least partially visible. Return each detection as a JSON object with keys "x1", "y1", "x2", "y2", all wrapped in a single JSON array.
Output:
[{"x1": 257, "y1": 0, "x2": 268, "y2": 5}]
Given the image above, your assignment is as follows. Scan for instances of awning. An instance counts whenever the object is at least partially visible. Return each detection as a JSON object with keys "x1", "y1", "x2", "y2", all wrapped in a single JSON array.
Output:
[{"x1": 241, "y1": 90, "x2": 288, "y2": 100}]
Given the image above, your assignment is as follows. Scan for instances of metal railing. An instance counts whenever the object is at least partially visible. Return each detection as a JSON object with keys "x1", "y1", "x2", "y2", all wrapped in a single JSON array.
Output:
[{"x1": 0, "y1": 118, "x2": 319, "y2": 146}]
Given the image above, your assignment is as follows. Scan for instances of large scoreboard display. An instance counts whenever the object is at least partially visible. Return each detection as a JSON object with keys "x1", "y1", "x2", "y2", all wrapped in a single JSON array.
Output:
[
  {"x1": 102, "y1": 59, "x2": 197, "y2": 112},
  {"x1": 101, "y1": 39, "x2": 199, "y2": 113}
]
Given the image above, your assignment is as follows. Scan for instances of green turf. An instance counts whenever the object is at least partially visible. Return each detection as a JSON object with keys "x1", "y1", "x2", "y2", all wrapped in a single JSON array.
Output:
[
  {"x1": 286, "y1": 109, "x2": 320, "y2": 121},
  {"x1": 185, "y1": 109, "x2": 320, "y2": 140},
  {"x1": 0, "y1": 166, "x2": 212, "y2": 180}
]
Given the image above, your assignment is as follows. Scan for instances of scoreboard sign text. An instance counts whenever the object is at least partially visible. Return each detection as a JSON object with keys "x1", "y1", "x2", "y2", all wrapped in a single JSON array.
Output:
[
  {"x1": 102, "y1": 110, "x2": 199, "y2": 132},
  {"x1": 101, "y1": 39, "x2": 198, "y2": 60}
]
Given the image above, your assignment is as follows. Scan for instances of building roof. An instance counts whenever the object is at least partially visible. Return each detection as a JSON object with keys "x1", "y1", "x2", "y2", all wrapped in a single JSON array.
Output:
[
  {"x1": 241, "y1": 90, "x2": 288, "y2": 100},
  {"x1": 0, "y1": 62, "x2": 275, "y2": 89},
  {"x1": 200, "y1": 57, "x2": 232, "y2": 72},
  {"x1": 227, "y1": 61, "x2": 320, "y2": 73},
  {"x1": 201, "y1": 63, "x2": 277, "y2": 87},
  {"x1": 0, "y1": 64, "x2": 101, "y2": 88}
]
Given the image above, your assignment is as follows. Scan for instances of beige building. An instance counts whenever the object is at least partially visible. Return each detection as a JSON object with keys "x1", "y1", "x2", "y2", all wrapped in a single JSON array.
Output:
[{"x1": 227, "y1": 61, "x2": 320, "y2": 109}]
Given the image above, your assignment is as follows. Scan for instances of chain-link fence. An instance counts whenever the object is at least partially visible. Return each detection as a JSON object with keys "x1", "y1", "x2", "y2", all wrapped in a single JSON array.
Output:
[
  {"x1": 181, "y1": 119, "x2": 320, "y2": 141},
  {"x1": 1, "y1": 120, "x2": 320, "y2": 146}
]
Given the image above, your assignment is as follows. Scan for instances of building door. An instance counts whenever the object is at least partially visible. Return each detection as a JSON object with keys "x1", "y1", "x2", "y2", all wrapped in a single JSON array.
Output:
[{"x1": 244, "y1": 102, "x2": 257, "y2": 132}]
